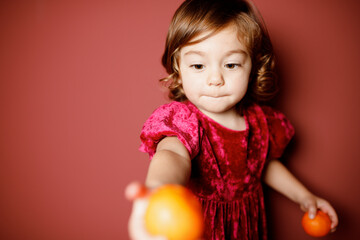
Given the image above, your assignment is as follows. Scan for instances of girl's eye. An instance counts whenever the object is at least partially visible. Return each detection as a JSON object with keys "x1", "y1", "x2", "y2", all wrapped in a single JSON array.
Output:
[
  {"x1": 225, "y1": 63, "x2": 240, "y2": 69},
  {"x1": 190, "y1": 64, "x2": 205, "y2": 70}
]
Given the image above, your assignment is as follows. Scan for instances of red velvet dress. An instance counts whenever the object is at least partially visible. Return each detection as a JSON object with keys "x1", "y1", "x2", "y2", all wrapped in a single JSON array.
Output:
[{"x1": 140, "y1": 101, "x2": 294, "y2": 240}]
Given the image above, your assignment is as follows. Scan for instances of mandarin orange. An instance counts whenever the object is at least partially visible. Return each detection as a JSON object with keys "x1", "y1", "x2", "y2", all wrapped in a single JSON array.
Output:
[
  {"x1": 302, "y1": 210, "x2": 331, "y2": 237},
  {"x1": 144, "y1": 184, "x2": 204, "y2": 240}
]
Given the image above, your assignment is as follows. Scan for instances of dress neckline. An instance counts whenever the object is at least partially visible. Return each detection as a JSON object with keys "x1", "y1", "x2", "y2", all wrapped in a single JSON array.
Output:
[{"x1": 183, "y1": 101, "x2": 249, "y2": 134}]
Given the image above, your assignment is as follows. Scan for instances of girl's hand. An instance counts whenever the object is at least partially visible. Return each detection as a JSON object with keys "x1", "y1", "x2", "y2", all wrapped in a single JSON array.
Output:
[
  {"x1": 299, "y1": 194, "x2": 339, "y2": 231},
  {"x1": 125, "y1": 182, "x2": 167, "y2": 240}
]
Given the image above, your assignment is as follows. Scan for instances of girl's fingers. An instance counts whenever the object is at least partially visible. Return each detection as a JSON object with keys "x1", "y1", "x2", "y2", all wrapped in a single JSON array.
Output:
[
  {"x1": 317, "y1": 202, "x2": 339, "y2": 229},
  {"x1": 128, "y1": 197, "x2": 167, "y2": 240},
  {"x1": 300, "y1": 197, "x2": 339, "y2": 230},
  {"x1": 128, "y1": 199, "x2": 150, "y2": 239},
  {"x1": 125, "y1": 182, "x2": 149, "y2": 201},
  {"x1": 308, "y1": 205, "x2": 317, "y2": 219},
  {"x1": 300, "y1": 196, "x2": 317, "y2": 219},
  {"x1": 126, "y1": 182, "x2": 166, "y2": 240}
]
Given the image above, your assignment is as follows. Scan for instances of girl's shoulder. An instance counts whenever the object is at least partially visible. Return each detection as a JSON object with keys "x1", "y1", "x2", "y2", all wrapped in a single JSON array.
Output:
[
  {"x1": 154, "y1": 100, "x2": 191, "y2": 111},
  {"x1": 249, "y1": 103, "x2": 295, "y2": 159},
  {"x1": 258, "y1": 104, "x2": 294, "y2": 133},
  {"x1": 140, "y1": 101, "x2": 200, "y2": 159},
  {"x1": 246, "y1": 103, "x2": 292, "y2": 125},
  {"x1": 147, "y1": 101, "x2": 195, "y2": 121}
]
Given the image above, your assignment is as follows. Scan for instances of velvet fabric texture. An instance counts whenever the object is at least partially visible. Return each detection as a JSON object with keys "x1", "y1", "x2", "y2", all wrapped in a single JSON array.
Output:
[{"x1": 140, "y1": 101, "x2": 294, "y2": 240}]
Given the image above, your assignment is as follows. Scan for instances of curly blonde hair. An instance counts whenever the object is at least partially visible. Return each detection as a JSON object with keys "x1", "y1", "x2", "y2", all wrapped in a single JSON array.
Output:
[{"x1": 161, "y1": 0, "x2": 277, "y2": 104}]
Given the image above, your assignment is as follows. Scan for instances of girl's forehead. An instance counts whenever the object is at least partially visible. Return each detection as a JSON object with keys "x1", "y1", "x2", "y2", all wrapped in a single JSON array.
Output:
[
  {"x1": 180, "y1": 25, "x2": 249, "y2": 55},
  {"x1": 190, "y1": 23, "x2": 238, "y2": 42}
]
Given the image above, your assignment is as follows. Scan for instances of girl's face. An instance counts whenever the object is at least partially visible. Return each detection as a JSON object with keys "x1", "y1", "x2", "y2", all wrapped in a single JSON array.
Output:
[{"x1": 178, "y1": 24, "x2": 252, "y2": 119}]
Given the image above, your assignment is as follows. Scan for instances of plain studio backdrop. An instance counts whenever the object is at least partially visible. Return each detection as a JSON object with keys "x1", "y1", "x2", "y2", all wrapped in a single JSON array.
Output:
[{"x1": 0, "y1": 0, "x2": 359, "y2": 239}]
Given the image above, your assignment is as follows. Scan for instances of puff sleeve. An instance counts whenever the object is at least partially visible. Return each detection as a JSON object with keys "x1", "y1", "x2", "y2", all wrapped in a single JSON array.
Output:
[
  {"x1": 139, "y1": 102, "x2": 200, "y2": 160},
  {"x1": 262, "y1": 106, "x2": 295, "y2": 159}
]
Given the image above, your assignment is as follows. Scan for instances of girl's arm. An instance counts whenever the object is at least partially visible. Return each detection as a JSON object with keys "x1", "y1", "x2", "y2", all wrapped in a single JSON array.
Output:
[
  {"x1": 127, "y1": 136, "x2": 191, "y2": 240},
  {"x1": 145, "y1": 136, "x2": 191, "y2": 188},
  {"x1": 263, "y1": 159, "x2": 339, "y2": 230}
]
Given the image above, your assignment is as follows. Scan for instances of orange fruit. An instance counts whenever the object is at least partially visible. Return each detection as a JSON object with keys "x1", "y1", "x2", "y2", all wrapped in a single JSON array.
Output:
[
  {"x1": 144, "y1": 184, "x2": 204, "y2": 240},
  {"x1": 302, "y1": 210, "x2": 331, "y2": 237}
]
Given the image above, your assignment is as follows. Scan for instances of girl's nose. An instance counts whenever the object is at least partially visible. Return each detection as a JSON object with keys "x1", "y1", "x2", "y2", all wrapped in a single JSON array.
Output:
[{"x1": 208, "y1": 70, "x2": 224, "y2": 86}]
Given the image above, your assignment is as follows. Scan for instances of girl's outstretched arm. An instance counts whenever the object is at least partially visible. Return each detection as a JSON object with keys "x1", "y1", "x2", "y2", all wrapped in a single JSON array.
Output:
[
  {"x1": 262, "y1": 159, "x2": 339, "y2": 230},
  {"x1": 145, "y1": 136, "x2": 191, "y2": 188},
  {"x1": 127, "y1": 136, "x2": 191, "y2": 240}
]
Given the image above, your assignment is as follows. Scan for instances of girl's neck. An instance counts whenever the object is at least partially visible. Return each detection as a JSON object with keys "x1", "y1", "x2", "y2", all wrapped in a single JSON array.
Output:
[{"x1": 199, "y1": 107, "x2": 246, "y2": 131}]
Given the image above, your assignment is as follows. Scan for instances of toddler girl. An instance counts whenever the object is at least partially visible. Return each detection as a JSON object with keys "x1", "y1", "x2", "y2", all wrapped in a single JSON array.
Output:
[{"x1": 127, "y1": 0, "x2": 338, "y2": 239}]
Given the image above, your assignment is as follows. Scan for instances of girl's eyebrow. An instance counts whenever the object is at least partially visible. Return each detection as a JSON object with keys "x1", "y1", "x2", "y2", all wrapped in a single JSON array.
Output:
[
  {"x1": 183, "y1": 49, "x2": 247, "y2": 57},
  {"x1": 225, "y1": 49, "x2": 247, "y2": 57},
  {"x1": 183, "y1": 50, "x2": 206, "y2": 57}
]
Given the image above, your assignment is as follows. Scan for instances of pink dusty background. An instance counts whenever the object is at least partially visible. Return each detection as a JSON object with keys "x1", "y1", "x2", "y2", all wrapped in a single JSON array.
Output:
[{"x1": 0, "y1": 0, "x2": 359, "y2": 239}]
